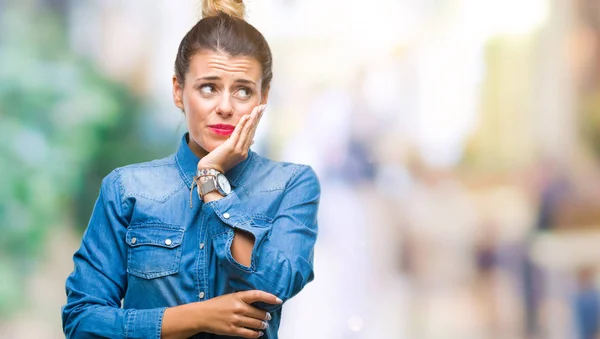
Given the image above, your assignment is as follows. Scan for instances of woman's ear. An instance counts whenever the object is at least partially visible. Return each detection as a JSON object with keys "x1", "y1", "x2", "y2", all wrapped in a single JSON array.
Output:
[
  {"x1": 172, "y1": 75, "x2": 184, "y2": 111},
  {"x1": 260, "y1": 85, "x2": 270, "y2": 105}
]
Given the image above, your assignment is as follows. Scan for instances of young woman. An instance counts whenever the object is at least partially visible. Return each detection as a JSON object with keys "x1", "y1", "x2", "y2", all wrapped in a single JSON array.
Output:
[{"x1": 61, "y1": 1, "x2": 320, "y2": 338}]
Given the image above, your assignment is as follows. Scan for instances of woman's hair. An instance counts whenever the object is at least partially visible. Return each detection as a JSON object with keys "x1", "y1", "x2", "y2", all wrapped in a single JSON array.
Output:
[{"x1": 174, "y1": 0, "x2": 273, "y2": 93}]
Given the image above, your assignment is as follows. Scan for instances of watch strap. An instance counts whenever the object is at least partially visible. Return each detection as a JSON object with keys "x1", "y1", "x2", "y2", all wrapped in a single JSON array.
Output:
[
  {"x1": 199, "y1": 176, "x2": 217, "y2": 197},
  {"x1": 197, "y1": 168, "x2": 222, "y2": 177}
]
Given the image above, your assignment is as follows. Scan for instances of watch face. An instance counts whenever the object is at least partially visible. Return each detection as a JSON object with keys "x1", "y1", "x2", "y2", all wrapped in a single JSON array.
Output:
[{"x1": 217, "y1": 174, "x2": 232, "y2": 194}]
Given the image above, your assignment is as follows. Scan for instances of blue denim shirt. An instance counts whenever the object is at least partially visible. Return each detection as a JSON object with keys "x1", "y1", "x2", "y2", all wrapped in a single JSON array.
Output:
[{"x1": 62, "y1": 133, "x2": 320, "y2": 339}]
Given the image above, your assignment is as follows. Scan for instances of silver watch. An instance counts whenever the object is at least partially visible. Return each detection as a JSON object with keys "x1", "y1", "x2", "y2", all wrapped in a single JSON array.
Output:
[{"x1": 197, "y1": 172, "x2": 232, "y2": 198}]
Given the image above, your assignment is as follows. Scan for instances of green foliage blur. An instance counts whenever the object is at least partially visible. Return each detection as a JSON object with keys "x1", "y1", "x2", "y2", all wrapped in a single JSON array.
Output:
[
  {"x1": 0, "y1": 3, "x2": 168, "y2": 317},
  {"x1": 581, "y1": 89, "x2": 600, "y2": 159}
]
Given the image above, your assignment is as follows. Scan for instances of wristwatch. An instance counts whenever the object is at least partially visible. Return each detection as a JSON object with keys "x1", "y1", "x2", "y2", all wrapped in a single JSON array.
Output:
[
  {"x1": 197, "y1": 168, "x2": 222, "y2": 177},
  {"x1": 196, "y1": 169, "x2": 232, "y2": 198}
]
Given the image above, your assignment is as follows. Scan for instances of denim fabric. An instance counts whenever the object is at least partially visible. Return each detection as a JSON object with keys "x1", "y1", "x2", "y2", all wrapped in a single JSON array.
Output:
[{"x1": 62, "y1": 133, "x2": 320, "y2": 339}]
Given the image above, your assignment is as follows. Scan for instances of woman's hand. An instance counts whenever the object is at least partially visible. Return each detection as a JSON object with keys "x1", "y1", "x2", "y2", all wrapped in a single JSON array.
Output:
[
  {"x1": 198, "y1": 104, "x2": 265, "y2": 173},
  {"x1": 198, "y1": 290, "x2": 281, "y2": 338},
  {"x1": 161, "y1": 290, "x2": 281, "y2": 339}
]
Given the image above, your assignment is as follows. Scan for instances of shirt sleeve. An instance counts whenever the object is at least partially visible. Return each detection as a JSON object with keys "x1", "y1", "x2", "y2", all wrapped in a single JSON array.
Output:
[
  {"x1": 204, "y1": 165, "x2": 320, "y2": 312},
  {"x1": 62, "y1": 170, "x2": 166, "y2": 339}
]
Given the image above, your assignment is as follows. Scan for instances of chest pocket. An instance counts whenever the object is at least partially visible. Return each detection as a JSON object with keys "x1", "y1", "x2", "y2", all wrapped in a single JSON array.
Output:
[{"x1": 126, "y1": 224, "x2": 184, "y2": 279}]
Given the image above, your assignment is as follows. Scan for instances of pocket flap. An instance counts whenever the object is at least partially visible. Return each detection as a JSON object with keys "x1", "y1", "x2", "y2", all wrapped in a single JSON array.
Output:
[{"x1": 126, "y1": 226, "x2": 183, "y2": 248}]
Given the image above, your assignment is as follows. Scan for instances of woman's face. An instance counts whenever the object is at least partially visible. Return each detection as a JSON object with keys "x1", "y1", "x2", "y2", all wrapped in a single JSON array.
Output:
[{"x1": 173, "y1": 50, "x2": 268, "y2": 158}]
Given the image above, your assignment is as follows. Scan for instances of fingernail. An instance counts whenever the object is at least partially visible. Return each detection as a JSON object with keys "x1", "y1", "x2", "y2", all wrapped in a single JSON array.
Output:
[
  {"x1": 262, "y1": 321, "x2": 269, "y2": 329},
  {"x1": 258, "y1": 331, "x2": 264, "y2": 337},
  {"x1": 265, "y1": 312, "x2": 272, "y2": 320},
  {"x1": 276, "y1": 297, "x2": 283, "y2": 304}
]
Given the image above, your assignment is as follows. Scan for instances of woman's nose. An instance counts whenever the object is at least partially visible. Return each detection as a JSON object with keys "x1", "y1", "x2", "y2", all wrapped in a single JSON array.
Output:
[{"x1": 216, "y1": 95, "x2": 234, "y2": 117}]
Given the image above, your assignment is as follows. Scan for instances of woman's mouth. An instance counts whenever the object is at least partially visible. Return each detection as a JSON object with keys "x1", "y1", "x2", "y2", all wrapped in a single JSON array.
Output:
[{"x1": 208, "y1": 124, "x2": 235, "y2": 136}]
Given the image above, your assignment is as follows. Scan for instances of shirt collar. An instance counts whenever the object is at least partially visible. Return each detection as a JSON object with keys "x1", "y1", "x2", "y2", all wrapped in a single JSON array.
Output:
[{"x1": 175, "y1": 133, "x2": 252, "y2": 189}]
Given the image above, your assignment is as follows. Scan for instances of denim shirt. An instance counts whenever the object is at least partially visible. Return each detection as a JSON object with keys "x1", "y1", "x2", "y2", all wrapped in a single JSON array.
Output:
[{"x1": 62, "y1": 133, "x2": 320, "y2": 339}]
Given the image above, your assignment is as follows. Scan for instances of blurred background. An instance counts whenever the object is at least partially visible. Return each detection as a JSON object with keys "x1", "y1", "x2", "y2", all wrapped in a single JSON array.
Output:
[{"x1": 2, "y1": 0, "x2": 600, "y2": 338}]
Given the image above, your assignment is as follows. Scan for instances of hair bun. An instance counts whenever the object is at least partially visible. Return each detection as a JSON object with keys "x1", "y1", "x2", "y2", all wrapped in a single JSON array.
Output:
[{"x1": 202, "y1": 0, "x2": 245, "y2": 19}]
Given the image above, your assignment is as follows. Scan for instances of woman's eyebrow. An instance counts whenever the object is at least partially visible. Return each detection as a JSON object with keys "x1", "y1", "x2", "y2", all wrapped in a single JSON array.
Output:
[
  {"x1": 194, "y1": 76, "x2": 256, "y2": 87},
  {"x1": 195, "y1": 76, "x2": 221, "y2": 82},
  {"x1": 233, "y1": 78, "x2": 256, "y2": 86}
]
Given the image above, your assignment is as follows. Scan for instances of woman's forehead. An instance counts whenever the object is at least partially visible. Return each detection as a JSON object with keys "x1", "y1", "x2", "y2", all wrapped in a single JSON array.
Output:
[{"x1": 188, "y1": 50, "x2": 261, "y2": 81}]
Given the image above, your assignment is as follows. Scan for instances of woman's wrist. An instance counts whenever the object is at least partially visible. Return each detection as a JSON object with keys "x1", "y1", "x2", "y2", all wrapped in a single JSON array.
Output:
[
  {"x1": 191, "y1": 301, "x2": 209, "y2": 333},
  {"x1": 161, "y1": 302, "x2": 208, "y2": 339},
  {"x1": 202, "y1": 190, "x2": 224, "y2": 203}
]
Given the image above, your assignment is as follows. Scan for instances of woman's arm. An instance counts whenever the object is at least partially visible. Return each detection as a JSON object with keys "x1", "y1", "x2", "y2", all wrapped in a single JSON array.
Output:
[
  {"x1": 202, "y1": 165, "x2": 320, "y2": 312},
  {"x1": 161, "y1": 290, "x2": 279, "y2": 339},
  {"x1": 62, "y1": 170, "x2": 166, "y2": 338},
  {"x1": 196, "y1": 104, "x2": 320, "y2": 311}
]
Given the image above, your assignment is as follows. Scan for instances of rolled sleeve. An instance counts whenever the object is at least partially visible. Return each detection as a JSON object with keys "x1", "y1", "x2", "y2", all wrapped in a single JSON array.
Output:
[
  {"x1": 126, "y1": 308, "x2": 167, "y2": 339},
  {"x1": 203, "y1": 190, "x2": 270, "y2": 273},
  {"x1": 204, "y1": 165, "x2": 320, "y2": 311}
]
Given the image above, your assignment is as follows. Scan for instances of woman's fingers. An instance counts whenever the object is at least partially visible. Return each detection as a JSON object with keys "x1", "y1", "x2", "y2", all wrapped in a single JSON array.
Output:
[
  {"x1": 243, "y1": 304, "x2": 271, "y2": 322},
  {"x1": 238, "y1": 290, "x2": 282, "y2": 305},
  {"x1": 243, "y1": 105, "x2": 265, "y2": 150},
  {"x1": 234, "y1": 327, "x2": 264, "y2": 339},
  {"x1": 198, "y1": 290, "x2": 277, "y2": 338},
  {"x1": 238, "y1": 316, "x2": 269, "y2": 331},
  {"x1": 250, "y1": 105, "x2": 265, "y2": 130},
  {"x1": 236, "y1": 105, "x2": 261, "y2": 153},
  {"x1": 236, "y1": 105, "x2": 259, "y2": 142},
  {"x1": 228, "y1": 113, "x2": 250, "y2": 146},
  {"x1": 233, "y1": 314, "x2": 268, "y2": 338}
]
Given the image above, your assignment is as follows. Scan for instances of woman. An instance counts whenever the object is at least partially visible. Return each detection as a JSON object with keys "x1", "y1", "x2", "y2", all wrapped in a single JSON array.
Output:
[{"x1": 61, "y1": 1, "x2": 320, "y2": 338}]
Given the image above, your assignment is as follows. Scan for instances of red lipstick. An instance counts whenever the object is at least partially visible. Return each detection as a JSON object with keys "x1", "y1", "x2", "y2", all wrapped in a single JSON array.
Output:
[{"x1": 208, "y1": 124, "x2": 235, "y2": 136}]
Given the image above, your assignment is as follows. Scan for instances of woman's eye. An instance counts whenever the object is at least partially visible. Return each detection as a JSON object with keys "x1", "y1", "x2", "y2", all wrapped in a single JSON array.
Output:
[
  {"x1": 200, "y1": 84, "x2": 215, "y2": 94},
  {"x1": 236, "y1": 88, "x2": 252, "y2": 98}
]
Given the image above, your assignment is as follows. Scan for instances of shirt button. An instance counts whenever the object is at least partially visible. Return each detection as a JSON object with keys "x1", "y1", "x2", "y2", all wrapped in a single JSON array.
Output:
[
  {"x1": 131, "y1": 237, "x2": 137, "y2": 245},
  {"x1": 165, "y1": 239, "x2": 172, "y2": 246},
  {"x1": 199, "y1": 292, "x2": 205, "y2": 299},
  {"x1": 223, "y1": 213, "x2": 230, "y2": 219},
  {"x1": 200, "y1": 242, "x2": 205, "y2": 250}
]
